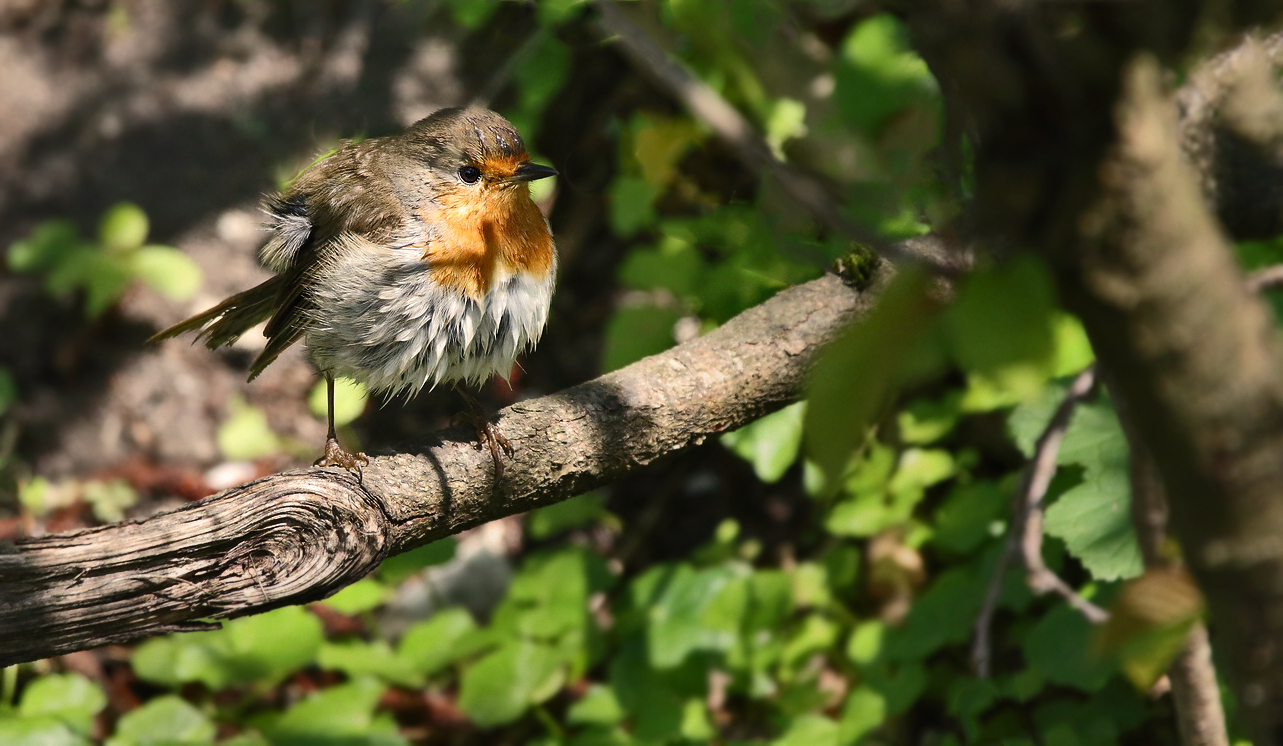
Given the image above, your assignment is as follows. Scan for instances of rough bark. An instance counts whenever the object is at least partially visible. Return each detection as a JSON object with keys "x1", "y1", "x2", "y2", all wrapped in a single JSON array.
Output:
[
  {"x1": 905, "y1": 0, "x2": 1283, "y2": 738},
  {"x1": 0, "y1": 271, "x2": 875, "y2": 666}
]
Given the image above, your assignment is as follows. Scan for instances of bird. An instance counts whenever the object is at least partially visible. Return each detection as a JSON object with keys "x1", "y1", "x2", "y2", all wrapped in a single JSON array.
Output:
[{"x1": 150, "y1": 107, "x2": 558, "y2": 475}]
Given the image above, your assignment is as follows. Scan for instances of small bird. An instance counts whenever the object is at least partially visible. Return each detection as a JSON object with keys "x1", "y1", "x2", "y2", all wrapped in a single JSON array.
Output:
[{"x1": 151, "y1": 107, "x2": 558, "y2": 473}]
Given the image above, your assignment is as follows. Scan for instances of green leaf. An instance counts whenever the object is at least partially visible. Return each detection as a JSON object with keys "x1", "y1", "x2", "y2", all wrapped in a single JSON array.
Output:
[
  {"x1": 884, "y1": 563, "x2": 987, "y2": 660},
  {"x1": 493, "y1": 547, "x2": 592, "y2": 640},
  {"x1": 608, "y1": 176, "x2": 662, "y2": 237},
  {"x1": 846, "y1": 620, "x2": 886, "y2": 667},
  {"x1": 896, "y1": 392, "x2": 962, "y2": 444},
  {"x1": 0, "y1": 716, "x2": 88, "y2": 746},
  {"x1": 644, "y1": 563, "x2": 743, "y2": 668},
  {"x1": 618, "y1": 239, "x2": 705, "y2": 297},
  {"x1": 307, "y1": 377, "x2": 369, "y2": 428},
  {"x1": 317, "y1": 639, "x2": 422, "y2": 688},
  {"x1": 377, "y1": 539, "x2": 457, "y2": 586},
  {"x1": 132, "y1": 246, "x2": 202, "y2": 301},
  {"x1": 1045, "y1": 473, "x2": 1142, "y2": 582},
  {"x1": 82, "y1": 479, "x2": 138, "y2": 524},
  {"x1": 1009, "y1": 387, "x2": 1141, "y2": 581},
  {"x1": 946, "y1": 256, "x2": 1058, "y2": 403},
  {"x1": 838, "y1": 686, "x2": 887, "y2": 743},
  {"x1": 132, "y1": 606, "x2": 323, "y2": 689},
  {"x1": 772, "y1": 714, "x2": 839, "y2": 746},
  {"x1": 262, "y1": 678, "x2": 404, "y2": 745},
  {"x1": 8, "y1": 220, "x2": 81, "y2": 273},
  {"x1": 1046, "y1": 400, "x2": 1141, "y2": 581},
  {"x1": 765, "y1": 97, "x2": 808, "y2": 159},
  {"x1": 805, "y1": 269, "x2": 941, "y2": 488},
  {"x1": 1024, "y1": 603, "x2": 1116, "y2": 691},
  {"x1": 528, "y1": 493, "x2": 608, "y2": 540},
  {"x1": 601, "y1": 304, "x2": 683, "y2": 372},
  {"x1": 217, "y1": 397, "x2": 281, "y2": 461},
  {"x1": 932, "y1": 480, "x2": 1008, "y2": 554},
  {"x1": 722, "y1": 402, "x2": 805, "y2": 482},
  {"x1": 834, "y1": 14, "x2": 937, "y2": 135},
  {"x1": 457, "y1": 640, "x2": 562, "y2": 727},
  {"x1": 18, "y1": 673, "x2": 106, "y2": 735},
  {"x1": 107, "y1": 695, "x2": 215, "y2": 746},
  {"x1": 319, "y1": 578, "x2": 386, "y2": 615},
  {"x1": 567, "y1": 685, "x2": 625, "y2": 727},
  {"x1": 80, "y1": 252, "x2": 135, "y2": 318},
  {"x1": 399, "y1": 607, "x2": 483, "y2": 676},
  {"x1": 98, "y1": 202, "x2": 149, "y2": 253},
  {"x1": 781, "y1": 614, "x2": 841, "y2": 675}
]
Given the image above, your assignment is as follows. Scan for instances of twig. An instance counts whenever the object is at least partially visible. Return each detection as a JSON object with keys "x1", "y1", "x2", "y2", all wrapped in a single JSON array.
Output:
[
  {"x1": 592, "y1": 1, "x2": 963, "y2": 276},
  {"x1": 1119, "y1": 395, "x2": 1228, "y2": 746},
  {"x1": 972, "y1": 366, "x2": 1105, "y2": 677},
  {"x1": 1246, "y1": 263, "x2": 1283, "y2": 292}
]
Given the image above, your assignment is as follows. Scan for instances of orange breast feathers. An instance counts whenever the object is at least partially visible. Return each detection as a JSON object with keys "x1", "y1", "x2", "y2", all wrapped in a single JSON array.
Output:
[{"x1": 421, "y1": 178, "x2": 554, "y2": 298}]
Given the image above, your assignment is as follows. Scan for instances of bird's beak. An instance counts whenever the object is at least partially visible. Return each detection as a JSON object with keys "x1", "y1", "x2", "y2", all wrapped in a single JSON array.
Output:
[{"x1": 508, "y1": 162, "x2": 559, "y2": 182}]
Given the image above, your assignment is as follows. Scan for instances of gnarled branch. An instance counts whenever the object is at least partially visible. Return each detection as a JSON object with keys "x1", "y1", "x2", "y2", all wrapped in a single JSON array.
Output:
[{"x1": 0, "y1": 272, "x2": 875, "y2": 666}]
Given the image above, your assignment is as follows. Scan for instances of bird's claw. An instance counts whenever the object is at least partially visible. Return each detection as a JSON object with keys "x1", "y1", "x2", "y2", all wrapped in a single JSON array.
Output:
[{"x1": 315, "y1": 437, "x2": 369, "y2": 476}]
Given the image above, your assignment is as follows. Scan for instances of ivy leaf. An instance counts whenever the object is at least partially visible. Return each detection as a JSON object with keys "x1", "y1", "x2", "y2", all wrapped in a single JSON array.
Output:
[
  {"x1": 457, "y1": 640, "x2": 562, "y2": 727},
  {"x1": 399, "y1": 608, "x2": 484, "y2": 676},
  {"x1": 18, "y1": 673, "x2": 106, "y2": 736},
  {"x1": 106, "y1": 695, "x2": 216, "y2": 746}
]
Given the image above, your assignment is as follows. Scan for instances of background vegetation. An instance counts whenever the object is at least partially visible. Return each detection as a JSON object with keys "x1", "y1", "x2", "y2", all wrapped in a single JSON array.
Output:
[{"x1": 0, "y1": 0, "x2": 1276, "y2": 744}]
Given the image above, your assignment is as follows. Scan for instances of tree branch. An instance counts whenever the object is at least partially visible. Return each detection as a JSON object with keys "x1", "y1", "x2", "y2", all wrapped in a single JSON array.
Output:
[
  {"x1": 593, "y1": 0, "x2": 963, "y2": 275},
  {"x1": 0, "y1": 273, "x2": 874, "y2": 666},
  {"x1": 973, "y1": 366, "x2": 1104, "y2": 678}
]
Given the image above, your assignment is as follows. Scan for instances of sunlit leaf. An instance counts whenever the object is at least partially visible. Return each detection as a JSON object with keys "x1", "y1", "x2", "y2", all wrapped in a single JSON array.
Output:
[
  {"x1": 317, "y1": 639, "x2": 423, "y2": 688},
  {"x1": 217, "y1": 396, "x2": 281, "y2": 461},
  {"x1": 567, "y1": 684, "x2": 625, "y2": 727},
  {"x1": 132, "y1": 246, "x2": 202, "y2": 301},
  {"x1": 805, "y1": 269, "x2": 941, "y2": 489},
  {"x1": 98, "y1": 202, "x2": 149, "y2": 254},
  {"x1": 838, "y1": 686, "x2": 888, "y2": 743},
  {"x1": 945, "y1": 256, "x2": 1058, "y2": 402},
  {"x1": 722, "y1": 401, "x2": 806, "y2": 482},
  {"x1": 82, "y1": 478, "x2": 138, "y2": 524},
  {"x1": 307, "y1": 377, "x2": 369, "y2": 428},
  {"x1": 107, "y1": 695, "x2": 215, "y2": 746},
  {"x1": 18, "y1": 673, "x2": 106, "y2": 736},
  {"x1": 132, "y1": 607, "x2": 323, "y2": 689},
  {"x1": 319, "y1": 578, "x2": 386, "y2": 615},
  {"x1": 399, "y1": 607, "x2": 483, "y2": 676},
  {"x1": 457, "y1": 640, "x2": 562, "y2": 727},
  {"x1": 377, "y1": 538, "x2": 457, "y2": 585}
]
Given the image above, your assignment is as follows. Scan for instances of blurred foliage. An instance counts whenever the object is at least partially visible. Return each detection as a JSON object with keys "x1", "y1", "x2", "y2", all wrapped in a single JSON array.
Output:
[
  {"x1": 0, "y1": 0, "x2": 1240, "y2": 744},
  {"x1": 7, "y1": 202, "x2": 201, "y2": 318}
]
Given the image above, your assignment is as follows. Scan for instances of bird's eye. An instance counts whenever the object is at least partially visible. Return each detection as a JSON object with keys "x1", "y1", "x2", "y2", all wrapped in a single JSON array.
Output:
[{"x1": 458, "y1": 165, "x2": 482, "y2": 184}]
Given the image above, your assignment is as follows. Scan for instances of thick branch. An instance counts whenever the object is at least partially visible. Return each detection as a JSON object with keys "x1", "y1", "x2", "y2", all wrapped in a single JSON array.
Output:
[{"x1": 0, "y1": 273, "x2": 873, "y2": 666}]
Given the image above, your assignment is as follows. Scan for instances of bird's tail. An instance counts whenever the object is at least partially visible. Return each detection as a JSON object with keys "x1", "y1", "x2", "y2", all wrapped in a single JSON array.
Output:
[{"x1": 148, "y1": 276, "x2": 284, "y2": 350}]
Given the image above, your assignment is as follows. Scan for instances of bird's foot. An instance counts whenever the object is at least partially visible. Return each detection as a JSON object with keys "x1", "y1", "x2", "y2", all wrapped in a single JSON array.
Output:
[
  {"x1": 457, "y1": 411, "x2": 514, "y2": 478},
  {"x1": 315, "y1": 437, "x2": 369, "y2": 475}
]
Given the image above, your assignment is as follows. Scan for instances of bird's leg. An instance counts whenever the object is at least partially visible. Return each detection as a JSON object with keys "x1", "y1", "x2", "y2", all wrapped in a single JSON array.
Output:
[
  {"x1": 455, "y1": 388, "x2": 513, "y2": 477},
  {"x1": 315, "y1": 373, "x2": 369, "y2": 473}
]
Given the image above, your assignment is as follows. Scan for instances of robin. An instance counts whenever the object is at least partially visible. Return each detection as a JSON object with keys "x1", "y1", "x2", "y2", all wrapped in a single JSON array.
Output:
[{"x1": 151, "y1": 107, "x2": 558, "y2": 474}]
